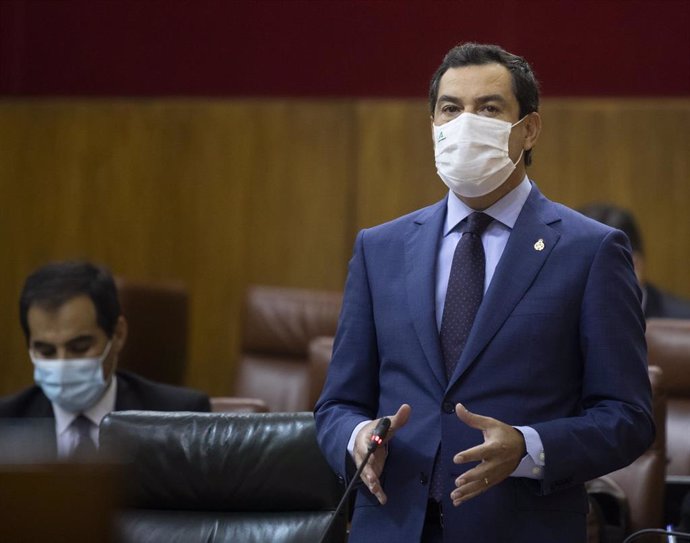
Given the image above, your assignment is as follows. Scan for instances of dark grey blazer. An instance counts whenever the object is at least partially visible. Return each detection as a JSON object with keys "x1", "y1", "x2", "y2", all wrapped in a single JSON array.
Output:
[{"x1": 0, "y1": 370, "x2": 210, "y2": 458}]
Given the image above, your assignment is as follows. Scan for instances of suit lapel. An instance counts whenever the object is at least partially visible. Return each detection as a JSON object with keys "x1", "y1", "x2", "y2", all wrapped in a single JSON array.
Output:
[
  {"x1": 405, "y1": 199, "x2": 448, "y2": 390},
  {"x1": 29, "y1": 391, "x2": 56, "y2": 417},
  {"x1": 24, "y1": 390, "x2": 58, "y2": 457},
  {"x1": 450, "y1": 186, "x2": 562, "y2": 384}
]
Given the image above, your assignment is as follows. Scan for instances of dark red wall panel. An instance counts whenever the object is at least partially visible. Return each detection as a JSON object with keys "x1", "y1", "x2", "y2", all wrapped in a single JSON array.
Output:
[{"x1": 1, "y1": 0, "x2": 688, "y2": 97}]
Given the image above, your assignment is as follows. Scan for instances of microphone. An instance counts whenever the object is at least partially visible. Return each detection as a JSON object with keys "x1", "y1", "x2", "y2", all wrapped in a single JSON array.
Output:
[
  {"x1": 317, "y1": 417, "x2": 391, "y2": 543},
  {"x1": 368, "y1": 417, "x2": 391, "y2": 452}
]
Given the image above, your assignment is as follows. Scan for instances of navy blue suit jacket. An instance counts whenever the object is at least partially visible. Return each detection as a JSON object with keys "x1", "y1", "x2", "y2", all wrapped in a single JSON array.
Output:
[{"x1": 315, "y1": 184, "x2": 654, "y2": 542}]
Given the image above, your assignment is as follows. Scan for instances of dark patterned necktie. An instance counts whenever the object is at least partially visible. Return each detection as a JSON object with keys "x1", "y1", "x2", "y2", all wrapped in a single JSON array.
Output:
[
  {"x1": 70, "y1": 415, "x2": 97, "y2": 459},
  {"x1": 440, "y1": 211, "x2": 493, "y2": 379},
  {"x1": 430, "y1": 212, "x2": 492, "y2": 502}
]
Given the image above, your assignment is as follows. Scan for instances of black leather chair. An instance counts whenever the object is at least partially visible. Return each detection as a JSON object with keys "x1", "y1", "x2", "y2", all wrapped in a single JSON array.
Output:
[{"x1": 100, "y1": 411, "x2": 346, "y2": 543}]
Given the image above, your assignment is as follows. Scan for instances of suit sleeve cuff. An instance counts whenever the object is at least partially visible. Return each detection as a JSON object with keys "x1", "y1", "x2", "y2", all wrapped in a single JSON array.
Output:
[{"x1": 348, "y1": 420, "x2": 371, "y2": 461}]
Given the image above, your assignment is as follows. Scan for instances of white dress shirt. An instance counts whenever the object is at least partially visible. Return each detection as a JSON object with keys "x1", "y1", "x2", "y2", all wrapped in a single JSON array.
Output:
[{"x1": 52, "y1": 375, "x2": 117, "y2": 458}]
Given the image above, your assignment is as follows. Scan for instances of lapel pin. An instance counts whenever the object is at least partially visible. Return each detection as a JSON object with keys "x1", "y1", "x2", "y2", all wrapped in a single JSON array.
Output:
[{"x1": 534, "y1": 239, "x2": 545, "y2": 251}]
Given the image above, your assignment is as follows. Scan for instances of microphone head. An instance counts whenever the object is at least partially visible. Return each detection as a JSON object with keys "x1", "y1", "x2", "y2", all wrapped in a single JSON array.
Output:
[{"x1": 368, "y1": 417, "x2": 391, "y2": 452}]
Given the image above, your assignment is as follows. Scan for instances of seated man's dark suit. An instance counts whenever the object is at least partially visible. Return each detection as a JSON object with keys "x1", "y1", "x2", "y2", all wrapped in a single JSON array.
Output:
[
  {"x1": 0, "y1": 370, "x2": 210, "y2": 456},
  {"x1": 645, "y1": 282, "x2": 690, "y2": 319}
]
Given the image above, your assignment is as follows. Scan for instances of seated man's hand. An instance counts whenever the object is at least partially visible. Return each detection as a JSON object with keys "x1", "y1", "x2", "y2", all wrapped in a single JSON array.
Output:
[{"x1": 354, "y1": 403, "x2": 411, "y2": 504}]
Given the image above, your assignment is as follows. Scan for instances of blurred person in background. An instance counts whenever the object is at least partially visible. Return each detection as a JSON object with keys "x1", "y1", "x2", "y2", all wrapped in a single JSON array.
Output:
[
  {"x1": 0, "y1": 261, "x2": 210, "y2": 460},
  {"x1": 579, "y1": 202, "x2": 690, "y2": 319}
]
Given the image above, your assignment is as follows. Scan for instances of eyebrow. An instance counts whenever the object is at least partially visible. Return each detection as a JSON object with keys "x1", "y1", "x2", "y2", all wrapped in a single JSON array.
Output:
[
  {"x1": 65, "y1": 335, "x2": 96, "y2": 346},
  {"x1": 436, "y1": 93, "x2": 509, "y2": 108},
  {"x1": 31, "y1": 335, "x2": 95, "y2": 349},
  {"x1": 475, "y1": 94, "x2": 508, "y2": 105},
  {"x1": 31, "y1": 340, "x2": 54, "y2": 349},
  {"x1": 437, "y1": 94, "x2": 461, "y2": 106}
]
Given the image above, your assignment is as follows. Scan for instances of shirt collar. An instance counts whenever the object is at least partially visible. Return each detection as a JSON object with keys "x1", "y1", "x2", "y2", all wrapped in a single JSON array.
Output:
[
  {"x1": 444, "y1": 176, "x2": 533, "y2": 236},
  {"x1": 53, "y1": 375, "x2": 118, "y2": 435}
]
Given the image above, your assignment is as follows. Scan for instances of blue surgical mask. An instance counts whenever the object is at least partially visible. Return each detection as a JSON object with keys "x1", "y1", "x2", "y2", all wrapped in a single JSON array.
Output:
[{"x1": 31, "y1": 342, "x2": 111, "y2": 412}]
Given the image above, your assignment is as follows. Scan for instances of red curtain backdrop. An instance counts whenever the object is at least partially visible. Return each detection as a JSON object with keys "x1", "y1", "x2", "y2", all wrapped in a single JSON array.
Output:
[{"x1": 1, "y1": 0, "x2": 689, "y2": 98}]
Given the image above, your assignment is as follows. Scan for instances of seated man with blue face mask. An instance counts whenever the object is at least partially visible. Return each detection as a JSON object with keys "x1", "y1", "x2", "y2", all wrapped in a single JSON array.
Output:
[{"x1": 0, "y1": 261, "x2": 210, "y2": 460}]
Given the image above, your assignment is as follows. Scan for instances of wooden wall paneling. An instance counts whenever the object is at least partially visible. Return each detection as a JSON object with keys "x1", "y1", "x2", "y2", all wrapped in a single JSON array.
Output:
[
  {"x1": 154, "y1": 101, "x2": 252, "y2": 394},
  {"x1": 0, "y1": 101, "x2": 248, "y2": 395},
  {"x1": 622, "y1": 102, "x2": 690, "y2": 297},
  {"x1": 2, "y1": 98, "x2": 690, "y2": 398},
  {"x1": 0, "y1": 99, "x2": 355, "y2": 396},
  {"x1": 353, "y1": 100, "x2": 446, "y2": 231},
  {"x1": 531, "y1": 99, "x2": 690, "y2": 299},
  {"x1": 241, "y1": 100, "x2": 354, "y2": 291}
]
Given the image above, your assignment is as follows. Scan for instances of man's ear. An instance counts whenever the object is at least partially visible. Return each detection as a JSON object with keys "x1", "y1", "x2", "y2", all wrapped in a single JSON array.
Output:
[
  {"x1": 112, "y1": 315, "x2": 128, "y2": 355},
  {"x1": 523, "y1": 112, "x2": 542, "y2": 151}
]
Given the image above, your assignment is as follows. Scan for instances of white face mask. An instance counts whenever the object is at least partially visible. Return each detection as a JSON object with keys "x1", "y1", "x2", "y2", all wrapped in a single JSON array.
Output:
[
  {"x1": 31, "y1": 341, "x2": 111, "y2": 413},
  {"x1": 433, "y1": 113, "x2": 525, "y2": 198}
]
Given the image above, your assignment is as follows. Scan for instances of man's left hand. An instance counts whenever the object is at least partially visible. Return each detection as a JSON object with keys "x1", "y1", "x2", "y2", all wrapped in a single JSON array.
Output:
[{"x1": 450, "y1": 403, "x2": 526, "y2": 506}]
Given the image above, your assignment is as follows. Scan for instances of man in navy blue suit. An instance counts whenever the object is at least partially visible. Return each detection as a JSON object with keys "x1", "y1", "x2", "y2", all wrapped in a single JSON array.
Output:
[{"x1": 315, "y1": 43, "x2": 654, "y2": 542}]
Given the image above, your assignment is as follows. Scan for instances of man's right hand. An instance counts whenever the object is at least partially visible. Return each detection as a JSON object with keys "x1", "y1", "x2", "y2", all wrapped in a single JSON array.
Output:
[{"x1": 354, "y1": 404, "x2": 411, "y2": 504}]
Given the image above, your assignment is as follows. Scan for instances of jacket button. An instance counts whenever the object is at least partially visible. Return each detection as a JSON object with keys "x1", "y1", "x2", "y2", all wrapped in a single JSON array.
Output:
[
  {"x1": 442, "y1": 401, "x2": 455, "y2": 414},
  {"x1": 420, "y1": 472, "x2": 428, "y2": 485}
]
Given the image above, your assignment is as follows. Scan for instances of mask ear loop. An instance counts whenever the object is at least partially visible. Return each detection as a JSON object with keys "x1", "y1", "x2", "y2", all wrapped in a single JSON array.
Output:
[
  {"x1": 511, "y1": 115, "x2": 527, "y2": 128},
  {"x1": 510, "y1": 113, "x2": 530, "y2": 166},
  {"x1": 99, "y1": 341, "x2": 113, "y2": 363},
  {"x1": 512, "y1": 148, "x2": 525, "y2": 167}
]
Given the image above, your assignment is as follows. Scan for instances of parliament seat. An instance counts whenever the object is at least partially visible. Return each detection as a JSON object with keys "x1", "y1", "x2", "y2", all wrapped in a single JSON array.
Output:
[
  {"x1": 308, "y1": 335, "x2": 335, "y2": 408},
  {"x1": 234, "y1": 285, "x2": 342, "y2": 412},
  {"x1": 210, "y1": 396, "x2": 269, "y2": 413},
  {"x1": 588, "y1": 365, "x2": 666, "y2": 540},
  {"x1": 646, "y1": 318, "x2": 690, "y2": 477},
  {"x1": 115, "y1": 277, "x2": 189, "y2": 386},
  {"x1": 608, "y1": 365, "x2": 666, "y2": 533},
  {"x1": 100, "y1": 411, "x2": 346, "y2": 543}
]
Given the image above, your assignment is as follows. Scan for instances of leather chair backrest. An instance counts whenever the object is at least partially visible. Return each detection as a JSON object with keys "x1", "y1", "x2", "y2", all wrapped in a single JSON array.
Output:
[
  {"x1": 309, "y1": 335, "x2": 335, "y2": 408},
  {"x1": 646, "y1": 318, "x2": 690, "y2": 476},
  {"x1": 115, "y1": 277, "x2": 188, "y2": 386},
  {"x1": 605, "y1": 365, "x2": 667, "y2": 533},
  {"x1": 209, "y1": 396, "x2": 269, "y2": 413},
  {"x1": 100, "y1": 411, "x2": 346, "y2": 543},
  {"x1": 235, "y1": 285, "x2": 342, "y2": 412}
]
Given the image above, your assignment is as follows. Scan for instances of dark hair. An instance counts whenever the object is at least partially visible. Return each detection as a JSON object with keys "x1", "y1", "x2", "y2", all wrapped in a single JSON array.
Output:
[
  {"x1": 19, "y1": 261, "x2": 121, "y2": 342},
  {"x1": 429, "y1": 42, "x2": 540, "y2": 166},
  {"x1": 577, "y1": 203, "x2": 644, "y2": 255}
]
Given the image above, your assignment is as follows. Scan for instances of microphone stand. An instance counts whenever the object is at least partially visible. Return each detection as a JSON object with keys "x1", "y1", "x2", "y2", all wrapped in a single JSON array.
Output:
[
  {"x1": 622, "y1": 528, "x2": 690, "y2": 542},
  {"x1": 317, "y1": 417, "x2": 391, "y2": 543}
]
